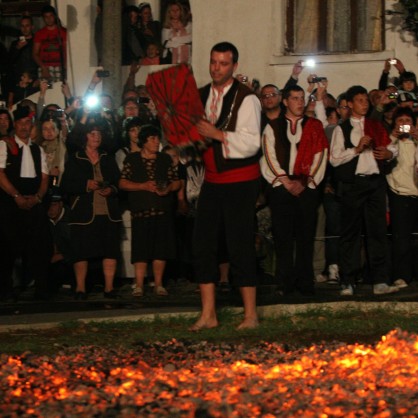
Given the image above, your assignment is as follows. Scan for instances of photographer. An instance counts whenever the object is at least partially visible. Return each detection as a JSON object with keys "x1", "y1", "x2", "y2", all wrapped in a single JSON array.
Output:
[
  {"x1": 386, "y1": 107, "x2": 418, "y2": 290},
  {"x1": 66, "y1": 95, "x2": 119, "y2": 155},
  {"x1": 305, "y1": 74, "x2": 330, "y2": 126},
  {"x1": 7, "y1": 16, "x2": 38, "y2": 100},
  {"x1": 330, "y1": 85, "x2": 399, "y2": 296}
]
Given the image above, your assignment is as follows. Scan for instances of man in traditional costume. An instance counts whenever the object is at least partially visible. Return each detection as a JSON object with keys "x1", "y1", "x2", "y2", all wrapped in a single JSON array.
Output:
[
  {"x1": 190, "y1": 42, "x2": 261, "y2": 330},
  {"x1": 260, "y1": 85, "x2": 328, "y2": 296},
  {"x1": 0, "y1": 106, "x2": 52, "y2": 300},
  {"x1": 330, "y1": 85, "x2": 399, "y2": 296}
]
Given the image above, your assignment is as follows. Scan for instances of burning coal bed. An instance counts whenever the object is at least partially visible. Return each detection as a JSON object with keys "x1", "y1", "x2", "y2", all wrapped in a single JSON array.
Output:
[{"x1": 1, "y1": 329, "x2": 418, "y2": 417}]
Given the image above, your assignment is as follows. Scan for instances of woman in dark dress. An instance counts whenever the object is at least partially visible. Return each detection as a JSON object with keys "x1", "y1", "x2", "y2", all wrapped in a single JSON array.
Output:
[
  {"x1": 61, "y1": 122, "x2": 122, "y2": 299},
  {"x1": 119, "y1": 125, "x2": 180, "y2": 297}
]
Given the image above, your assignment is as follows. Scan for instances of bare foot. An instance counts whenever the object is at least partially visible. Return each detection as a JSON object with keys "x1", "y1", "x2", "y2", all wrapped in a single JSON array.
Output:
[
  {"x1": 188, "y1": 317, "x2": 218, "y2": 332},
  {"x1": 236, "y1": 317, "x2": 259, "y2": 330}
]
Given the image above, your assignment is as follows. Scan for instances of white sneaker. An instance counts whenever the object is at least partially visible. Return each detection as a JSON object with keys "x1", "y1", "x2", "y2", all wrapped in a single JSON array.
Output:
[
  {"x1": 373, "y1": 283, "x2": 399, "y2": 295},
  {"x1": 328, "y1": 264, "x2": 340, "y2": 284},
  {"x1": 393, "y1": 279, "x2": 408, "y2": 288},
  {"x1": 340, "y1": 284, "x2": 354, "y2": 296}
]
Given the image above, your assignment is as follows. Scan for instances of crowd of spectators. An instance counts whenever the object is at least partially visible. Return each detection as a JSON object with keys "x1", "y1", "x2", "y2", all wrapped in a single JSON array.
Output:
[
  {"x1": 122, "y1": 1, "x2": 192, "y2": 66},
  {"x1": 0, "y1": 8, "x2": 417, "y2": 305},
  {"x1": 1, "y1": 5, "x2": 67, "y2": 110},
  {"x1": 256, "y1": 58, "x2": 418, "y2": 297}
]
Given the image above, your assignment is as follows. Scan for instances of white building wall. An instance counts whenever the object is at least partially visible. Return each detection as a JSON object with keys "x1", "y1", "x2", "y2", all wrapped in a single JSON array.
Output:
[{"x1": 52, "y1": 0, "x2": 418, "y2": 101}]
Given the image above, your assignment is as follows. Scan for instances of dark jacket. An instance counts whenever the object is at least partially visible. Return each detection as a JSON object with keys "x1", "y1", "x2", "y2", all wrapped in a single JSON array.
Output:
[
  {"x1": 7, "y1": 37, "x2": 38, "y2": 88},
  {"x1": 61, "y1": 150, "x2": 122, "y2": 225}
]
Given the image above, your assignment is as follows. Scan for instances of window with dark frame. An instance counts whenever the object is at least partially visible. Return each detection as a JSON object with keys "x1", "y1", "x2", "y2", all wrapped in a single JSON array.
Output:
[
  {"x1": 0, "y1": 0, "x2": 50, "y2": 17},
  {"x1": 285, "y1": 0, "x2": 385, "y2": 55}
]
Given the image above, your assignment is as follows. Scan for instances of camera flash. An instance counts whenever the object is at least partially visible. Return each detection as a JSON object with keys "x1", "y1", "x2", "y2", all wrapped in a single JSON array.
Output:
[
  {"x1": 85, "y1": 95, "x2": 99, "y2": 108},
  {"x1": 305, "y1": 59, "x2": 316, "y2": 68}
]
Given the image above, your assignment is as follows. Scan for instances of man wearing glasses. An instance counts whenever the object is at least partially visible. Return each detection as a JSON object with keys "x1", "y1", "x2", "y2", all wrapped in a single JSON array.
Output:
[
  {"x1": 260, "y1": 84, "x2": 282, "y2": 132},
  {"x1": 260, "y1": 61, "x2": 305, "y2": 132}
]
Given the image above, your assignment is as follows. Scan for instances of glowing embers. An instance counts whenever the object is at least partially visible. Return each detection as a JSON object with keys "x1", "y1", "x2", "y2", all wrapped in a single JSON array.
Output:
[{"x1": 1, "y1": 330, "x2": 418, "y2": 416}]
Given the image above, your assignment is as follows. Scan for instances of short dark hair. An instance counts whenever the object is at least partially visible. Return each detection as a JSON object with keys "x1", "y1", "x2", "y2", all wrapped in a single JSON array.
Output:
[
  {"x1": 261, "y1": 84, "x2": 280, "y2": 93},
  {"x1": 281, "y1": 84, "x2": 304, "y2": 101},
  {"x1": 399, "y1": 71, "x2": 417, "y2": 85},
  {"x1": 336, "y1": 93, "x2": 348, "y2": 106},
  {"x1": 345, "y1": 85, "x2": 368, "y2": 102},
  {"x1": 325, "y1": 106, "x2": 337, "y2": 119},
  {"x1": 211, "y1": 42, "x2": 239, "y2": 63},
  {"x1": 138, "y1": 124, "x2": 161, "y2": 147},
  {"x1": 41, "y1": 5, "x2": 57, "y2": 16},
  {"x1": 391, "y1": 106, "x2": 416, "y2": 127},
  {"x1": 125, "y1": 5, "x2": 140, "y2": 14},
  {"x1": 20, "y1": 15, "x2": 33, "y2": 24}
]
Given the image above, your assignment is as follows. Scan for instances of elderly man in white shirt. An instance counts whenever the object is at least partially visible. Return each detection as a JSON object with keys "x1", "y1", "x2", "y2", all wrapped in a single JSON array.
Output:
[{"x1": 0, "y1": 106, "x2": 52, "y2": 301}]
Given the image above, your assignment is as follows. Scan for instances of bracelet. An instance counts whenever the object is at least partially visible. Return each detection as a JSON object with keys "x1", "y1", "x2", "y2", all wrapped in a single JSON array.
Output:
[
  {"x1": 12, "y1": 193, "x2": 20, "y2": 199},
  {"x1": 36, "y1": 193, "x2": 42, "y2": 203}
]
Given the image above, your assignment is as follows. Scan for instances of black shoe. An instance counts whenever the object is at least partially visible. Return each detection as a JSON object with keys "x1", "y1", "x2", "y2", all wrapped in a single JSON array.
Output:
[
  {"x1": 103, "y1": 290, "x2": 118, "y2": 299},
  {"x1": 75, "y1": 291, "x2": 87, "y2": 300}
]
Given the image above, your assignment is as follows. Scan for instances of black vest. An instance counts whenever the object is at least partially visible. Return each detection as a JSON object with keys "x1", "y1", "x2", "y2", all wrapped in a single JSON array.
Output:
[
  {"x1": 332, "y1": 120, "x2": 359, "y2": 183},
  {"x1": 269, "y1": 115, "x2": 309, "y2": 176},
  {"x1": 0, "y1": 142, "x2": 42, "y2": 202},
  {"x1": 200, "y1": 79, "x2": 261, "y2": 172},
  {"x1": 125, "y1": 152, "x2": 173, "y2": 213}
]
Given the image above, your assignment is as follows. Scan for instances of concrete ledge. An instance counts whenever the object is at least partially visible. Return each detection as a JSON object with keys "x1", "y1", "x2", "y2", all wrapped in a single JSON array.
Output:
[
  {"x1": 1, "y1": 301, "x2": 418, "y2": 332},
  {"x1": 258, "y1": 301, "x2": 418, "y2": 316}
]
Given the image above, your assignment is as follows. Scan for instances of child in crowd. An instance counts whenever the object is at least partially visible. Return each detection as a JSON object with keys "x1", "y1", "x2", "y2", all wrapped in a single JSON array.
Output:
[
  {"x1": 140, "y1": 42, "x2": 161, "y2": 65},
  {"x1": 8, "y1": 71, "x2": 39, "y2": 107},
  {"x1": 398, "y1": 71, "x2": 418, "y2": 98}
]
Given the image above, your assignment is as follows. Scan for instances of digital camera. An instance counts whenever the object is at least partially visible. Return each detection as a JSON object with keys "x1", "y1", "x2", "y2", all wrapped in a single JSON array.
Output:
[
  {"x1": 399, "y1": 124, "x2": 411, "y2": 133},
  {"x1": 311, "y1": 77, "x2": 327, "y2": 83},
  {"x1": 96, "y1": 70, "x2": 110, "y2": 78}
]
